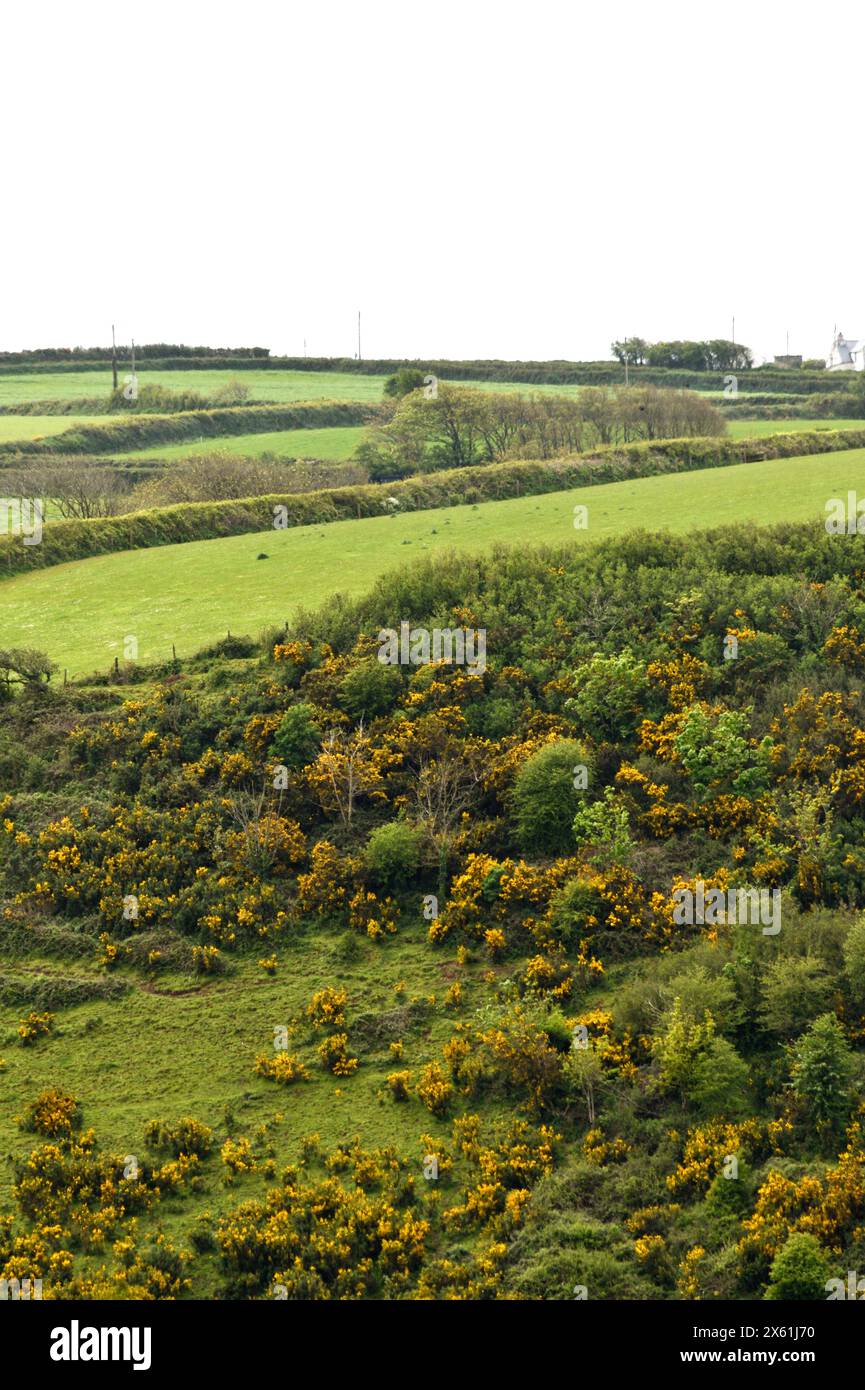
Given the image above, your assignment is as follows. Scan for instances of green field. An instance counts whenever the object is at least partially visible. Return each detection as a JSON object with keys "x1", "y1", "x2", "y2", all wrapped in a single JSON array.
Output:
[
  {"x1": 108, "y1": 424, "x2": 368, "y2": 463},
  {"x1": 3, "y1": 445, "x2": 864, "y2": 676},
  {"x1": 726, "y1": 418, "x2": 865, "y2": 439},
  {"x1": 0, "y1": 414, "x2": 107, "y2": 442},
  {"x1": 0, "y1": 369, "x2": 389, "y2": 407},
  {"x1": 1, "y1": 366, "x2": 816, "y2": 412}
]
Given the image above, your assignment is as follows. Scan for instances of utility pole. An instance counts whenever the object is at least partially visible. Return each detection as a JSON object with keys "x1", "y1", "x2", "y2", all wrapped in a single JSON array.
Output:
[
  {"x1": 111, "y1": 323, "x2": 118, "y2": 390},
  {"x1": 357, "y1": 311, "x2": 361, "y2": 362}
]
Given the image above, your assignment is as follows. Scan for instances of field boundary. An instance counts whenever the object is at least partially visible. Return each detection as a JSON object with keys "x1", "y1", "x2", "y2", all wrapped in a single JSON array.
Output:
[{"x1": 2, "y1": 427, "x2": 864, "y2": 579}]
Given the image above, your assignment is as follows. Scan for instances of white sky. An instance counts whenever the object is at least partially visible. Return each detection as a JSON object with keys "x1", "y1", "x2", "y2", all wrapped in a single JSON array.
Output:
[{"x1": 1, "y1": 0, "x2": 862, "y2": 364}]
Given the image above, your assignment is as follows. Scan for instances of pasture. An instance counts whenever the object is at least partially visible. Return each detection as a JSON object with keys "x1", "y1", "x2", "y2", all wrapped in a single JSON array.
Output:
[{"x1": 3, "y1": 443, "x2": 864, "y2": 676}]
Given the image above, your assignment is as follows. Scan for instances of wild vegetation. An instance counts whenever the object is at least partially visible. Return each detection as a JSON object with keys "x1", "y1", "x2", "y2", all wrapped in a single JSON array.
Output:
[{"x1": 2, "y1": 521, "x2": 865, "y2": 1300}]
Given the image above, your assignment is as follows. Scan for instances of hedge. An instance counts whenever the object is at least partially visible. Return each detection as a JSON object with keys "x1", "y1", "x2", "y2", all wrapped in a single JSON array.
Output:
[
  {"x1": 3, "y1": 428, "x2": 864, "y2": 580},
  {"x1": 0, "y1": 400, "x2": 373, "y2": 458}
]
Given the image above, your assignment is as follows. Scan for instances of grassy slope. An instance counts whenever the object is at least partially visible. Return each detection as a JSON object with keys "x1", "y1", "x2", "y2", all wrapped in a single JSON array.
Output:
[
  {"x1": 0, "y1": 922, "x2": 478, "y2": 1212},
  {"x1": 4, "y1": 445, "x2": 865, "y2": 676}
]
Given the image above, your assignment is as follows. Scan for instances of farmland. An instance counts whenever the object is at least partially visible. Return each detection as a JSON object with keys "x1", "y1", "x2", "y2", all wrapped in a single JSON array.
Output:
[{"x1": 3, "y1": 441, "x2": 865, "y2": 675}]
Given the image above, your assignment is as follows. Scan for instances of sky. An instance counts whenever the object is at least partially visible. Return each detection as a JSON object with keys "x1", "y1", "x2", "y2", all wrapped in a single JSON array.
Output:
[{"x1": 1, "y1": 0, "x2": 862, "y2": 364}]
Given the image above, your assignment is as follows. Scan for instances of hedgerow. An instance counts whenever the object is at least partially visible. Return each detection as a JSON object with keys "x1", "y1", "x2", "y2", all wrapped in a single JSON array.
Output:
[{"x1": 3, "y1": 427, "x2": 864, "y2": 577}]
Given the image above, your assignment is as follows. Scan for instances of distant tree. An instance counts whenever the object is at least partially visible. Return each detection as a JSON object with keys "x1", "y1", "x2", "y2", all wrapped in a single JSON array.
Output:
[
  {"x1": 338, "y1": 659, "x2": 403, "y2": 720},
  {"x1": 842, "y1": 916, "x2": 865, "y2": 1006},
  {"x1": 610, "y1": 337, "x2": 649, "y2": 366},
  {"x1": 572, "y1": 787, "x2": 634, "y2": 866},
  {"x1": 365, "y1": 821, "x2": 424, "y2": 888},
  {"x1": 760, "y1": 957, "x2": 832, "y2": 1036},
  {"x1": 565, "y1": 651, "x2": 649, "y2": 742},
  {"x1": 653, "y1": 1002, "x2": 749, "y2": 1115}
]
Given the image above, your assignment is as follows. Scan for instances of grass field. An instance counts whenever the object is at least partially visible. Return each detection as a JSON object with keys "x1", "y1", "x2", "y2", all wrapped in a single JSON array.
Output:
[
  {"x1": 726, "y1": 418, "x2": 865, "y2": 438},
  {"x1": 3, "y1": 445, "x2": 865, "y2": 676},
  {"x1": 0, "y1": 369, "x2": 389, "y2": 407},
  {"x1": 107, "y1": 424, "x2": 368, "y2": 463},
  {"x1": 3, "y1": 366, "x2": 832, "y2": 413},
  {"x1": 0, "y1": 414, "x2": 107, "y2": 442}
]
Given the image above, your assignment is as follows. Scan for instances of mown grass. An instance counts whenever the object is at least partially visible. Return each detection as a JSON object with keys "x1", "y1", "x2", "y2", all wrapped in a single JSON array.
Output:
[{"x1": 3, "y1": 445, "x2": 865, "y2": 676}]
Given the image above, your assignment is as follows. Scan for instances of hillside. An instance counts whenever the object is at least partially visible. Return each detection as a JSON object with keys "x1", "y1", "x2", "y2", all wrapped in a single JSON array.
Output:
[{"x1": 2, "y1": 522, "x2": 865, "y2": 1301}]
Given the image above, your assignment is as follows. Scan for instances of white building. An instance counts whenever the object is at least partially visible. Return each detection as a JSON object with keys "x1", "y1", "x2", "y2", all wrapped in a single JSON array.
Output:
[{"x1": 827, "y1": 330, "x2": 865, "y2": 371}]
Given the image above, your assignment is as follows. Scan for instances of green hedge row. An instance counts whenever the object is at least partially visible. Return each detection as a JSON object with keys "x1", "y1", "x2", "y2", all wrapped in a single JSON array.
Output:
[
  {"x1": 3, "y1": 428, "x2": 864, "y2": 579},
  {"x1": 0, "y1": 400, "x2": 373, "y2": 457}
]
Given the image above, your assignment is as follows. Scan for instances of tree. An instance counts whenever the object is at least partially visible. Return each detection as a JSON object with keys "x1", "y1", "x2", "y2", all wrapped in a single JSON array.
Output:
[
  {"x1": 788, "y1": 1013, "x2": 854, "y2": 1140},
  {"x1": 653, "y1": 1002, "x2": 749, "y2": 1115},
  {"x1": 563, "y1": 1042, "x2": 606, "y2": 1125},
  {"x1": 0, "y1": 648, "x2": 57, "y2": 695},
  {"x1": 765, "y1": 1234, "x2": 830, "y2": 1301},
  {"x1": 842, "y1": 915, "x2": 865, "y2": 1006},
  {"x1": 674, "y1": 705, "x2": 772, "y2": 797},
  {"x1": 338, "y1": 659, "x2": 403, "y2": 720},
  {"x1": 610, "y1": 337, "x2": 649, "y2": 366},
  {"x1": 512, "y1": 739, "x2": 592, "y2": 854},
  {"x1": 365, "y1": 821, "x2": 423, "y2": 887}
]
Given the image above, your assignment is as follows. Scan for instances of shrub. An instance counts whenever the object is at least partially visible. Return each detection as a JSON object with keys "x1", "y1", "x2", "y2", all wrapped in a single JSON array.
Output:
[
  {"x1": 254, "y1": 1053, "x2": 311, "y2": 1085},
  {"x1": 416, "y1": 1061, "x2": 453, "y2": 1117},
  {"x1": 512, "y1": 739, "x2": 592, "y2": 854},
  {"x1": 386, "y1": 1070, "x2": 413, "y2": 1101},
  {"x1": 318, "y1": 1033, "x2": 358, "y2": 1076},
  {"x1": 364, "y1": 821, "x2": 424, "y2": 887},
  {"x1": 144, "y1": 1116, "x2": 214, "y2": 1157},
  {"x1": 338, "y1": 659, "x2": 403, "y2": 720},
  {"x1": 269, "y1": 702, "x2": 321, "y2": 769},
  {"x1": 19, "y1": 1088, "x2": 83, "y2": 1138},
  {"x1": 765, "y1": 1233, "x2": 830, "y2": 1301}
]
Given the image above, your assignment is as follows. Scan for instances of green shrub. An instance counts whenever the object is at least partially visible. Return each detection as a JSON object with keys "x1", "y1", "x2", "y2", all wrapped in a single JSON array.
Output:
[
  {"x1": 512, "y1": 739, "x2": 592, "y2": 854},
  {"x1": 765, "y1": 1234, "x2": 830, "y2": 1301},
  {"x1": 364, "y1": 822, "x2": 424, "y2": 887},
  {"x1": 270, "y1": 702, "x2": 321, "y2": 769}
]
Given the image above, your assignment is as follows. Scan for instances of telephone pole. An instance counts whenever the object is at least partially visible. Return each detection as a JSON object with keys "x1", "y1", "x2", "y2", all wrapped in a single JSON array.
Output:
[
  {"x1": 111, "y1": 323, "x2": 118, "y2": 390},
  {"x1": 357, "y1": 311, "x2": 362, "y2": 362}
]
